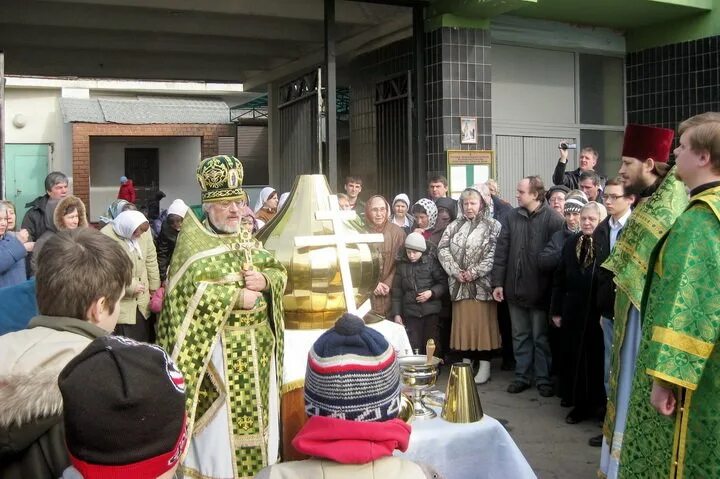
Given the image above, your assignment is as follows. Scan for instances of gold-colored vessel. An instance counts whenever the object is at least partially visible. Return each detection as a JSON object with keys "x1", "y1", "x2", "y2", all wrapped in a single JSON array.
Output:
[
  {"x1": 398, "y1": 355, "x2": 442, "y2": 419},
  {"x1": 256, "y1": 175, "x2": 380, "y2": 330},
  {"x1": 442, "y1": 362, "x2": 484, "y2": 423}
]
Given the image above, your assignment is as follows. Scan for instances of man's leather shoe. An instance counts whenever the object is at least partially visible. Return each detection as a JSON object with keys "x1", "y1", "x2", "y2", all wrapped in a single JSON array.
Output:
[
  {"x1": 565, "y1": 408, "x2": 587, "y2": 424},
  {"x1": 507, "y1": 381, "x2": 530, "y2": 394},
  {"x1": 537, "y1": 384, "x2": 554, "y2": 397},
  {"x1": 588, "y1": 434, "x2": 603, "y2": 447}
]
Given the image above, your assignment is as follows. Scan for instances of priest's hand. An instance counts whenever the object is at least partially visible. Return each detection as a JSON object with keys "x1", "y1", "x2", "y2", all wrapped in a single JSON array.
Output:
[
  {"x1": 241, "y1": 289, "x2": 263, "y2": 310},
  {"x1": 243, "y1": 270, "x2": 267, "y2": 292},
  {"x1": 650, "y1": 380, "x2": 676, "y2": 416},
  {"x1": 551, "y1": 315, "x2": 562, "y2": 328}
]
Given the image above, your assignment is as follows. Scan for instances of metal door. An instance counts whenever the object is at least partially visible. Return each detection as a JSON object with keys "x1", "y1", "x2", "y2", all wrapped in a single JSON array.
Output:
[
  {"x1": 495, "y1": 135, "x2": 577, "y2": 206},
  {"x1": 375, "y1": 71, "x2": 413, "y2": 200},
  {"x1": 5, "y1": 144, "x2": 49, "y2": 215},
  {"x1": 277, "y1": 70, "x2": 320, "y2": 193}
]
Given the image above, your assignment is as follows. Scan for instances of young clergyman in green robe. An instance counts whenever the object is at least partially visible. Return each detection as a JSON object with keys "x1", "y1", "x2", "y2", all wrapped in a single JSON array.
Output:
[
  {"x1": 599, "y1": 124, "x2": 688, "y2": 479},
  {"x1": 156, "y1": 155, "x2": 287, "y2": 479},
  {"x1": 619, "y1": 113, "x2": 720, "y2": 478}
]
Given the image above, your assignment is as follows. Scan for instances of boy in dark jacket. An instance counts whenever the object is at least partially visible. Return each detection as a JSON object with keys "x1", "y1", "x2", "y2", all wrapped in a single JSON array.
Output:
[
  {"x1": 0, "y1": 229, "x2": 132, "y2": 479},
  {"x1": 391, "y1": 232, "x2": 448, "y2": 354}
]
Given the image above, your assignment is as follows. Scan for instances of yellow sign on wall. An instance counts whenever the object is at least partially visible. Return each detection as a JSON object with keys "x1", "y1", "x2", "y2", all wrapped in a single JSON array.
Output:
[{"x1": 446, "y1": 150, "x2": 495, "y2": 199}]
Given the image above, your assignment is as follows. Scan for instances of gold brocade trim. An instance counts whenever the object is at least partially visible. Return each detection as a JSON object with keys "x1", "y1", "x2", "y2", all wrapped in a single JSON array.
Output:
[
  {"x1": 193, "y1": 362, "x2": 226, "y2": 436},
  {"x1": 167, "y1": 244, "x2": 231, "y2": 294},
  {"x1": 234, "y1": 431, "x2": 266, "y2": 448},
  {"x1": 670, "y1": 389, "x2": 682, "y2": 479},
  {"x1": 249, "y1": 331, "x2": 269, "y2": 466},
  {"x1": 182, "y1": 466, "x2": 255, "y2": 479},
  {"x1": 186, "y1": 289, "x2": 241, "y2": 440},
  {"x1": 171, "y1": 283, "x2": 209, "y2": 360},
  {"x1": 281, "y1": 379, "x2": 305, "y2": 395},
  {"x1": 677, "y1": 389, "x2": 692, "y2": 479},
  {"x1": 597, "y1": 470, "x2": 608, "y2": 479},
  {"x1": 651, "y1": 327, "x2": 714, "y2": 359},
  {"x1": 220, "y1": 334, "x2": 239, "y2": 479},
  {"x1": 647, "y1": 369, "x2": 697, "y2": 391}
]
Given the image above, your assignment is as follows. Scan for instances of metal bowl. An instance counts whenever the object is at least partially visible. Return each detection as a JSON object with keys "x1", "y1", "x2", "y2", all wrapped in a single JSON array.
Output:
[
  {"x1": 398, "y1": 393, "x2": 415, "y2": 423},
  {"x1": 397, "y1": 355, "x2": 442, "y2": 390}
]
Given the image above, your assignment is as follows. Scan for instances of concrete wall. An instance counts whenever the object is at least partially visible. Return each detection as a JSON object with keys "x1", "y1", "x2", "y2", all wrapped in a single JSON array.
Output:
[
  {"x1": 89, "y1": 136, "x2": 201, "y2": 220},
  {"x1": 4, "y1": 88, "x2": 72, "y2": 178}
]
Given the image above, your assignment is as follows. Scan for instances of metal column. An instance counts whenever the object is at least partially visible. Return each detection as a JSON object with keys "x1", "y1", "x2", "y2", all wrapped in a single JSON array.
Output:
[
  {"x1": 324, "y1": 0, "x2": 337, "y2": 190},
  {"x1": 413, "y1": 5, "x2": 426, "y2": 198},
  {"x1": 0, "y1": 52, "x2": 5, "y2": 199}
]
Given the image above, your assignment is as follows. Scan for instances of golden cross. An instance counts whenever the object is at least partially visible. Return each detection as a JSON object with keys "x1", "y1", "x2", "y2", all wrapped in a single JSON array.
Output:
[{"x1": 294, "y1": 194, "x2": 383, "y2": 315}]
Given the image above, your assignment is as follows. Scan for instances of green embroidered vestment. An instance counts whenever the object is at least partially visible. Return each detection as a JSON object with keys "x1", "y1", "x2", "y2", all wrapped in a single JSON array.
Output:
[
  {"x1": 619, "y1": 185, "x2": 720, "y2": 479},
  {"x1": 156, "y1": 210, "x2": 287, "y2": 479},
  {"x1": 602, "y1": 171, "x2": 688, "y2": 441}
]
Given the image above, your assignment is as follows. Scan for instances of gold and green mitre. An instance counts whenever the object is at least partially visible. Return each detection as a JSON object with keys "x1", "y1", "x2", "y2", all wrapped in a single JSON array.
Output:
[{"x1": 196, "y1": 154, "x2": 248, "y2": 203}]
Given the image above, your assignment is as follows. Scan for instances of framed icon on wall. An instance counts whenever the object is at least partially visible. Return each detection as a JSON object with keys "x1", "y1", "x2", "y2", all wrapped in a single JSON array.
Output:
[
  {"x1": 446, "y1": 150, "x2": 495, "y2": 199},
  {"x1": 460, "y1": 117, "x2": 477, "y2": 144}
]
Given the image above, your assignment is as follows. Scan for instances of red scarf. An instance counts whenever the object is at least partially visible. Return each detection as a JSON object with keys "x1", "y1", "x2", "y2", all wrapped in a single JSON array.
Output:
[{"x1": 292, "y1": 416, "x2": 411, "y2": 464}]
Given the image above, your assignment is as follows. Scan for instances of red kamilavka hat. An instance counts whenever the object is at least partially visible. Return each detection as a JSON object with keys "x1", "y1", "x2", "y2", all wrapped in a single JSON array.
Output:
[{"x1": 621, "y1": 124, "x2": 675, "y2": 163}]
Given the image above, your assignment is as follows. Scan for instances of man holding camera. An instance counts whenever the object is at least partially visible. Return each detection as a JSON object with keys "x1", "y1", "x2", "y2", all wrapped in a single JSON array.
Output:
[{"x1": 553, "y1": 141, "x2": 603, "y2": 189}]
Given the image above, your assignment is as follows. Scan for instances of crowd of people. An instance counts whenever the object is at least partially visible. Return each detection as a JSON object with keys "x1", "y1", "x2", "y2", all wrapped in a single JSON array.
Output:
[{"x1": 1, "y1": 113, "x2": 720, "y2": 479}]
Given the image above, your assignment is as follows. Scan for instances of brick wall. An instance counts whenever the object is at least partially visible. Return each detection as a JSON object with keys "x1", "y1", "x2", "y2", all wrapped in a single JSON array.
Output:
[{"x1": 71, "y1": 123, "x2": 234, "y2": 208}]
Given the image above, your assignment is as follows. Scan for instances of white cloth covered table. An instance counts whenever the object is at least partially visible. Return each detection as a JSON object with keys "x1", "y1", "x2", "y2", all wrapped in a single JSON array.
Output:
[
  {"x1": 395, "y1": 408, "x2": 536, "y2": 479},
  {"x1": 283, "y1": 320, "x2": 412, "y2": 385}
]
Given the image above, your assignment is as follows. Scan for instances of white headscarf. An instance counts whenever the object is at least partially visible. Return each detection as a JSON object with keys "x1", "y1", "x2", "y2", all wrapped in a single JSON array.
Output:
[
  {"x1": 112, "y1": 210, "x2": 148, "y2": 257},
  {"x1": 278, "y1": 192, "x2": 290, "y2": 210},
  {"x1": 254, "y1": 187, "x2": 276, "y2": 213}
]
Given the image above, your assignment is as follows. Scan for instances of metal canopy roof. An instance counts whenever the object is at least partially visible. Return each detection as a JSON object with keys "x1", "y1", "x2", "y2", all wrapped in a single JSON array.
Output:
[{"x1": 0, "y1": 0, "x2": 413, "y2": 89}]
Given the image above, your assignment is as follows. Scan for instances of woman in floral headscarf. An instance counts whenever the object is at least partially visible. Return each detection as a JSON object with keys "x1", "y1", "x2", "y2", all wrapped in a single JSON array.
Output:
[
  {"x1": 410, "y1": 198, "x2": 437, "y2": 242},
  {"x1": 438, "y1": 185, "x2": 501, "y2": 385}
]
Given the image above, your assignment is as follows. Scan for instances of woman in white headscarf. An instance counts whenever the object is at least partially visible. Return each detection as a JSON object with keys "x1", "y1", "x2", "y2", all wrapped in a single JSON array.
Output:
[
  {"x1": 254, "y1": 187, "x2": 279, "y2": 227},
  {"x1": 101, "y1": 210, "x2": 160, "y2": 342},
  {"x1": 389, "y1": 193, "x2": 414, "y2": 232}
]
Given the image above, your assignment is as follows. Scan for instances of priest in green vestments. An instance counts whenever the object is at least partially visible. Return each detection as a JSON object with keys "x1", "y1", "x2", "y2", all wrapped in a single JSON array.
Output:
[
  {"x1": 619, "y1": 113, "x2": 720, "y2": 479},
  {"x1": 599, "y1": 124, "x2": 688, "y2": 479},
  {"x1": 156, "y1": 155, "x2": 287, "y2": 479}
]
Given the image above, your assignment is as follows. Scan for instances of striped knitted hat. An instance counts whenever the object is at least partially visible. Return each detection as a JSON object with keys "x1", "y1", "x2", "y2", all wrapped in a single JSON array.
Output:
[{"x1": 305, "y1": 314, "x2": 401, "y2": 422}]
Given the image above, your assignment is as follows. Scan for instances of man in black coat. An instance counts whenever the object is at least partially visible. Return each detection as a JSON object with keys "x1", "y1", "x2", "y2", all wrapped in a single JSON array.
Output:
[
  {"x1": 21, "y1": 172, "x2": 69, "y2": 242},
  {"x1": 553, "y1": 142, "x2": 606, "y2": 189},
  {"x1": 491, "y1": 176, "x2": 564, "y2": 396}
]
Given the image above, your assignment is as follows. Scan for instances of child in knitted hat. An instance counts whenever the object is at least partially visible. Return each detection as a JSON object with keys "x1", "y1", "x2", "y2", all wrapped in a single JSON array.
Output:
[
  {"x1": 58, "y1": 336, "x2": 187, "y2": 479},
  {"x1": 257, "y1": 314, "x2": 441, "y2": 478},
  {"x1": 391, "y1": 232, "x2": 448, "y2": 354}
]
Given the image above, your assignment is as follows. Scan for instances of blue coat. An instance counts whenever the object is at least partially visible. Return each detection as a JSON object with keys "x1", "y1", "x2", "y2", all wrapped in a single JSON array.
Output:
[
  {"x1": 0, "y1": 235, "x2": 27, "y2": 288},
  {"x1": 0, "y1": 279, "x2": 38, "y2": 335}
]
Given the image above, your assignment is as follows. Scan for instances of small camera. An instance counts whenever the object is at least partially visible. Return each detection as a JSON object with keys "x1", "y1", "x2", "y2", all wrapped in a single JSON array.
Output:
[{"x1": 559, "y1": 142, "x2": 577, "y2": 150}]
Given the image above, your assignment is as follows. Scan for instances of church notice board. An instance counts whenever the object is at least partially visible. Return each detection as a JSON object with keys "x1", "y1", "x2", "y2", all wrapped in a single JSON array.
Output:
[{"x1": 446, "y1": 150, "x2": 496, "y2": 199}]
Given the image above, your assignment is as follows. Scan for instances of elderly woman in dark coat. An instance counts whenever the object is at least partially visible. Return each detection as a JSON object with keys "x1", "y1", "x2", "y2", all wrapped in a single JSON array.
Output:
[
  {"x1": 551, "y1": 201, "x2": 607, "y2": 424},
  {"x1": 438, "y1": 185, "x2": 501, "y2": 385}
]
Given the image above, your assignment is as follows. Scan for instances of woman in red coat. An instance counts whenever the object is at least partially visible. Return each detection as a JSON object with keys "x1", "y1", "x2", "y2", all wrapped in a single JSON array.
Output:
[{"x1": 118, "y1": 176, "x2": 136, "y2": 204}]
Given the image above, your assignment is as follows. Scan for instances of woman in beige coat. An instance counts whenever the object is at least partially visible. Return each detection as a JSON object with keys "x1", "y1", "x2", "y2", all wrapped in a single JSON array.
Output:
[
  {"x1": 438, "y1": 185, "x2": 501, "y2": 385},
  {"x1": 101, "y1": 210, "x2": 160, "y2": 341}
]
